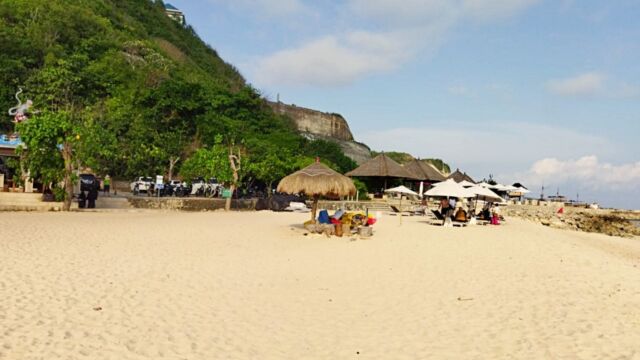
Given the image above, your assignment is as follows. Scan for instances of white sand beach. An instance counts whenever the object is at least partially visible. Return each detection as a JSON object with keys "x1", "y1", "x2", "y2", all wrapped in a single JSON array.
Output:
[{"x1": 1, "y1": 211, "x2": 639, "y2": 359}]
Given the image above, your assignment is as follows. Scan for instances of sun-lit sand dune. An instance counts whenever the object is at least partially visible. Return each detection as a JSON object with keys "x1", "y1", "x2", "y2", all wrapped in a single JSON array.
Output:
[{"x1": 1, "y1": 211, "x2": 639, "y2": 359}]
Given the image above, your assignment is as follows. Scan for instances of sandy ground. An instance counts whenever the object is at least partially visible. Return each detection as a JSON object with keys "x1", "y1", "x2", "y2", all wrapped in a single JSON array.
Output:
[{"x1": 1, "y1": 210, "x2": 639, "y2": 360}]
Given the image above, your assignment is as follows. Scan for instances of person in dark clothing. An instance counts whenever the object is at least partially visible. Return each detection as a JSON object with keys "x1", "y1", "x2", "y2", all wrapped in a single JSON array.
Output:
[
  {"x1": 78, "y1": 191, "x2": 87, "y2": 209},
  {"x1": 87, "y1": 187, "x2": 97, "y2": 209}
]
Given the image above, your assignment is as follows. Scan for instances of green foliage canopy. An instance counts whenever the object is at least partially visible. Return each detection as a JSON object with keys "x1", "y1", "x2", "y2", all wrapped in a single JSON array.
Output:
[{"x1": 1, "y1": 0, "x2": 356, "y2": 191}]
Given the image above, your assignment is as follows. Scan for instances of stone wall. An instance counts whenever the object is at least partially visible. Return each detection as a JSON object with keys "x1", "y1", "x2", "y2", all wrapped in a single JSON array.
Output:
[
  {"x1": 128, "y1": 197, "x2": 257, "y2": 211},
  {"x1": 503, "y1": 205, "x2": 640, "y2": 238}
]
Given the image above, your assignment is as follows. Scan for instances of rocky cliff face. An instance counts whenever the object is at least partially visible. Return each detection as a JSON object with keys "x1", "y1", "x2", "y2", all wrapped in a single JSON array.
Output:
[
  {"x1": 268, "y1": 101, "x2": 354, "y2": 141},
  {"x1": 268, "y1": 101, "x2": 372, "y2": 164}
]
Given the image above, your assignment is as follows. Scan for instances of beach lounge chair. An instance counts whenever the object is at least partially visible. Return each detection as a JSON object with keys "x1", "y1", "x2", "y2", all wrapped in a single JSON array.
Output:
[
  {"x1": 425, "y1": 209, "x2": 446, "y2": 226},
  {"x1": 388, "y1": 205, "x2": 412, "y2": 216},
  {"x1": 431, "y1": 209, "x2": 444, "y2": 220}
]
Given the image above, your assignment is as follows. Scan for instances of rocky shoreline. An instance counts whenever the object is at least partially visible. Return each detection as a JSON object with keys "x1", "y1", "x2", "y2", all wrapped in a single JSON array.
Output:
[{"x1": 503, "y1": 205, "x2": 640, "y2": 238}]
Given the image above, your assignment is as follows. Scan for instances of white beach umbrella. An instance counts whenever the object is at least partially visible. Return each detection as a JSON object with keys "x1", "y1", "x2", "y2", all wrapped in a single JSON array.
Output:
[
  {"x1": 385, "y1": 185, "x2": 418, "y2": 196},
  {"x1": 424, "y1": 179, "x2": 475, "y2": 198},
  {"x1": 458, "y1": 180, "x2": 476, "y2": 188},
  {"x1": 491, "y1": 183, "x2": 510, "y2": 192},
  {"x1": 476, "y1": 181, "x2": 492, "y2": 188},
  {"x1": 385, "y1": 185, "x2": 418, "y2": 225},
  {"x1": 468, "y1": 185, "x2": 503, "y2": 202},
  {"x1": 514, "y1": 186, "x2": 531, "y2": 194}
]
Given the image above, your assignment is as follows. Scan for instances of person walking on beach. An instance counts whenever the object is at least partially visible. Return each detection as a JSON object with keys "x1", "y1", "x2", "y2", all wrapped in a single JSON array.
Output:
[{"x1": 103, "y1": 175, "x2": 111, "y2": 196}]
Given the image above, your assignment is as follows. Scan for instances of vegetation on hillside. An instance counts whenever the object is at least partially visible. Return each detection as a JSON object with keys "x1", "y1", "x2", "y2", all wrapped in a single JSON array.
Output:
[{"x1": 0, "y1": 0, "x2": 355, "y2": 207}]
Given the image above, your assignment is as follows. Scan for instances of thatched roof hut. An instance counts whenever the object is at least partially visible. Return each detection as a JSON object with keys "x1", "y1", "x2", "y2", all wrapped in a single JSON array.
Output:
[
  {"x1": 402, "y1": 159, "x2": 446, "y2": 182},
  {"x1": 447, "y1": 169, "x2": 475, "y2": 184},
  {"x1": 277, "y1": 160, "x2": 355, "y2": 222},
  {"x1": 345, "y1": 153, "x2": 419, "y2": 180}
]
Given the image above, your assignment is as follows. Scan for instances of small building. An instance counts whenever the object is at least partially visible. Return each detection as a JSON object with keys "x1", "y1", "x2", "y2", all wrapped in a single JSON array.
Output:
[
  {"x1": 447, "y1": 168, "x2": 476, "y2": 184},
  {"x1": 165, "y1": 3, "x2": 185, "y2": 25},
  {"x1": 0, "y1": 135, "x2": 22, "y2": 188},
  {"x1": 0, "y1": 135, "x2": 20, "y2": 158}
]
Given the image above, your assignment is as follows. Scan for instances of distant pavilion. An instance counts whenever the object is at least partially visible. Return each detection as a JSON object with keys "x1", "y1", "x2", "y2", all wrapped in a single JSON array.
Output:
[{"x1": 447, "y1": 168, "x2": 476, "y2": 184}]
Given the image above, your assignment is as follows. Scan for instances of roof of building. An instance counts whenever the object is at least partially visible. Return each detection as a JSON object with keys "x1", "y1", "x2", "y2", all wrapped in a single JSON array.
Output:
[
  {"x1": 447, "y1": 169, "x2": 476, "y2": 184},
  {"x1": 164, "y1": 3, "x2": 180, "y2": 11},
  {"x1": 345, "y1": 153, "x2": 420, "y2": 179},
  {"x1": 402, "y1": 159, "x2": 446, "y2": 182}
]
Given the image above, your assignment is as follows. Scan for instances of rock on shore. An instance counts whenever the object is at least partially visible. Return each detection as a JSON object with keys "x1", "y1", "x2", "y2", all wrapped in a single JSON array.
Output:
[{"x1": 503, "y1": 205, "x2": 640, "y2": 238}]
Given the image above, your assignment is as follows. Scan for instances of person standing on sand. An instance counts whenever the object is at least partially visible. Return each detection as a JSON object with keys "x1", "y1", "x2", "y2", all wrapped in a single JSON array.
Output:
[
  {"x1": 103, "y1": 175, "x2": 111, "y2": 196},
  {"x1": 87, "y1": 186, "x2": 97, "y2": 208},
  {"x1": 78, "y1": 191, "x2": 86, "y2": 209}
]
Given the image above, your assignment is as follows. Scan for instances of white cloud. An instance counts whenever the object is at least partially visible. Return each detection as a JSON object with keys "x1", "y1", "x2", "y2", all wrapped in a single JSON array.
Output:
[
  {"x1": 515, "y1": 156, "x2": 640, "y2": 191},
  {"x1": 254, "y1": 34, "x2": 411, "y2": 86},
  {"x1": 253, "y1": 0, "x2": 540, "y2": 87},
  {"x1": 546, "y1": 72, "x2": 606, "y2": 96},
  {"x1": 546, "y1": 72, "x2": 640, "y2": 99}
]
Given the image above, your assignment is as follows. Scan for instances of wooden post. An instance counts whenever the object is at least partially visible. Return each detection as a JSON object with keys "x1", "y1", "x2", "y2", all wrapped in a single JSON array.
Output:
[
  {"x1": 311, "y1": 194, "x2": 319, "y2": 223},
  {"x1": 62, "y1": 141, "x2": 74, "y2": 211},
  {"x1": 225, "y1": 146, "x2": 241, "y2": 211}
]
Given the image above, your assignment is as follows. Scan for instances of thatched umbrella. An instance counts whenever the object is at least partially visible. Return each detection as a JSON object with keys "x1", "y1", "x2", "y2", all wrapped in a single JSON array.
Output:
[
  {"x1": 403, "y1": 159, "x2": 446, "y2": 182},
  {"x1": 346, "y1": 153, "x2": 420, "y2": 190},
  {"x1": 277, "y1": 159, "x2": 356, "y2": 223}
]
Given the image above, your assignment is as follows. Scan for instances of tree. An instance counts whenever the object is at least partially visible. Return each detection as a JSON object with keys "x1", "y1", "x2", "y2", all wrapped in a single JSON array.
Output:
[
  {"x1": 247, "y1": 146, "x2": 296, "y2": 197},
  {"x1": 17, "y1": 110, "x2": 78, "y2": 210},
  {"x1": 1, "y1": 0, "x2": 361, "y2": 196}
]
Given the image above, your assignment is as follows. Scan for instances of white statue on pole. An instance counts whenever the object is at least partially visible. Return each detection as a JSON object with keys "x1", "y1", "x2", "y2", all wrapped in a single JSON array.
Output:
[{"x1": 8, "y1": 87, "x2": 34, "y2": 123}]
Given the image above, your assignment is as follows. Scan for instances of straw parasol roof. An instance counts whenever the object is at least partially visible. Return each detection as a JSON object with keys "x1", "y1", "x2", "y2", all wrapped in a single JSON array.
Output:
[
  {"x1": 345, "y1": 153, "x2": 420, "y2": 180},
  {"x1": 277, "y1": 160, "x2": 355, "y2": 222},
  {"x1": 402, "y1": 159, "x2": 446, "y2": 182},
  {"x1": 277, "y1": 161, "x2": 355, "y2": 198},
  {"x1": 447, "y1": 169, "x2": 476, "y2": 184}
]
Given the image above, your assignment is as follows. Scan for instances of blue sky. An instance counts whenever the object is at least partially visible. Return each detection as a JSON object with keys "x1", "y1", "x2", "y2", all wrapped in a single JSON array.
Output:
[{"x1": 168, "y1": 0, "x2": 640, "y2": 209}]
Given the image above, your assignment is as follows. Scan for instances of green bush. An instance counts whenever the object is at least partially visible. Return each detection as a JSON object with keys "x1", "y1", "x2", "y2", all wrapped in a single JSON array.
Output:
[{"x1": 352, "y1": 178, "x2": 370, "y2": 201}]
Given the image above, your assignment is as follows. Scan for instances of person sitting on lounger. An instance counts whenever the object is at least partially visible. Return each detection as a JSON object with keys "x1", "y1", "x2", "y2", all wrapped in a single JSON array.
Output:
[
  {"x1": 439, "y1": 198, "x2": 451, "y2": 218},
  {"x1": 454, "y1": 208, "x2": 468, "y2": 222}
]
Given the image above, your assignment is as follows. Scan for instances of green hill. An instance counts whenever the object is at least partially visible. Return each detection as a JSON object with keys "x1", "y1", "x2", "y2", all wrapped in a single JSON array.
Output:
[{"x1": 0, "y1": 0, "x2": 355, "y2": 185}]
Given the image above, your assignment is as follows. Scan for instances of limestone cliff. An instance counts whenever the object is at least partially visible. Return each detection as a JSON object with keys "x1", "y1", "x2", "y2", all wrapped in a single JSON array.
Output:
[
  {"x1": 268, "y1": 101, "x2": 354, "y2": 141},
  {"x1": 267, "y1": 101, "x2": 372, "y2": 164}
]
